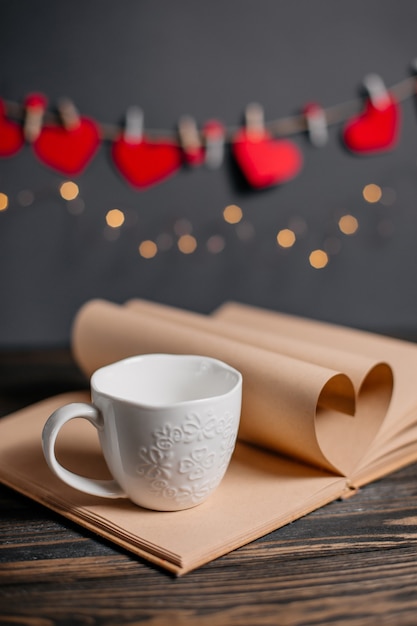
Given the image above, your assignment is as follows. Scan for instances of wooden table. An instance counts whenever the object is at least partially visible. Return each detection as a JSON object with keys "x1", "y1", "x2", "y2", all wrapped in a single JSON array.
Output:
[{"x1": 1, "y1": 349, "x2": 417, "y2": 625}]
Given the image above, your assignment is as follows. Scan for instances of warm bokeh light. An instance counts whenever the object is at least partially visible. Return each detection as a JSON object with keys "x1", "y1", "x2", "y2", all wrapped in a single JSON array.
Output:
[
  {"x1": 17, "y1": 190, "x2": 34, "y2": 206},
  {"x1": 59, "y1": 181, "x2": 79, "y2": 201},
  {"x1": 223, "y1": 204, "x2": 243, "y2": 224},
  {"x1": 377, "y1": 218, "x2": 394, "y2": 238},
  {"x1": 174, "y1": 219, "x2": 192, "y2": 236},
  {"x1": 156, "y1": 233, "x2": 174, "y2": 251},
  {"x1": 276, "y1": 228, "x2": 296, "y2": 248},
  {"x1": 206, "y1": 235, "x2": 225, "y2": 254},
  {"x1": 363, "y1": 183, "x2": 382, "y2": 203},
  {"x1": 338, "y1": 214, "x2": 359, "y2": 235},
  {"x1": 138, "y1": 240, "x2": 158, "y2": 258},
  {"x1": 178, "y1": 234, "x2": 197, "y2": 254},
  {"x1": 106, "y1": 208, "x2": 125, "y2": 228},
  {"x1": 0, "y1": 193, "x2": 8, "y2": 211},
  {"x1": 288, "y1": 217, "x2": 307, "y2": 236},
  {"x1": 323, "y1": 236, "x2": 342, "y2": 255},
  {"x1": 309, "y1": 249, "x2": 329, "y2": 269},
  {"x1": 236, "y1": 221, "x2": 255, "y2": 241}
]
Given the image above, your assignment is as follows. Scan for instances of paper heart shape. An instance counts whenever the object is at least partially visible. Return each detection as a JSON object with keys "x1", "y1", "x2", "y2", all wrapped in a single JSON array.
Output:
[
  {"x1": 33, "y1": 117, "x2": 100, "y2": 175},
  {"x1": 0, "y1": 99, "x2": 24, "y2": 157},
  {"x1": 112, "y1": 136, "x2": 182, "y2": 189},
  {"x1": 316, "y1": 362, "x2": 393, "y2": 476},
  {"x1": 212, "y1": 301, "x2": 394, "y2": 476},
  {"x1": 233, "y1": 129, "x2": 303, "y2": 188},
  {"x1": 343, "y1": 96, "x2": 400, "y2": 154}
]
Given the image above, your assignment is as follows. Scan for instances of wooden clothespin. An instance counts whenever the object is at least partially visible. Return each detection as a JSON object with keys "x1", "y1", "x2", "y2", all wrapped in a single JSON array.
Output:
[
  {"x1": 123, "y1": 105, "x2": 144, "y2": 143},
  {"x1": 24, "y1": 93, "x2": 47, "y2": 142},
  {"x1": 203, "y1": 119, "x2": 225, "y2": 169},
  {"x1": 244, "y1": 102, "x2": 265, "y2": 140},
  {"x1": 362, "y1": 73, "x2": 392, "y2": 110},
  {"x1": 303, "y1": 102, "x2": 328, "y2": 147},
  {"x1": 178, "y1": 115, "x2": 204, "y2": 166},
  {"x1": 57, "y1": 98, "x2": 82, "y2": 130}
]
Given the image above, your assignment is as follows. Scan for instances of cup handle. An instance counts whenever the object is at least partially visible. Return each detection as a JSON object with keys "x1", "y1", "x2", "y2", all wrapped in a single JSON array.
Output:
[{"x1": 42, "y1": 402, "x2": 125, "y2": 499}]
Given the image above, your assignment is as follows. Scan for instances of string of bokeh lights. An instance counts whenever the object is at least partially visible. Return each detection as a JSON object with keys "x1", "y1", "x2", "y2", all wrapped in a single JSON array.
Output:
[{"x1": 0, "y1": 179, "x2": 395, "y2": 269}]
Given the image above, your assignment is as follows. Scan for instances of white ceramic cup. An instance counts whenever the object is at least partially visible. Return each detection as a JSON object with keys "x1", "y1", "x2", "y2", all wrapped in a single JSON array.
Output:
[{"x1": 42, "y1": 354, "x2": 242, "y2": 511}]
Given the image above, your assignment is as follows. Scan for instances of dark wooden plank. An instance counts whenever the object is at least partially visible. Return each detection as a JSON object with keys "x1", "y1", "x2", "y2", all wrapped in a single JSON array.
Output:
[{"x1": 2, "y1": 465, "x2": 417, "y2": 625}]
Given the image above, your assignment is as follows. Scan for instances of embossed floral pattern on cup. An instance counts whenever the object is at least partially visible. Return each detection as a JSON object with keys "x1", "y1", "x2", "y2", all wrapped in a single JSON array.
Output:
[{"x1": 136, "y1": 408, "x2": 237, "y2": 506}]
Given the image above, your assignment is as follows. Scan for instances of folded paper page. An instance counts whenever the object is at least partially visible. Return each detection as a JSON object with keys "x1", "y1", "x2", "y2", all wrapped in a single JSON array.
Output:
[{"x1": 211, "y1": 301, "x2": 417, "y2": 484}]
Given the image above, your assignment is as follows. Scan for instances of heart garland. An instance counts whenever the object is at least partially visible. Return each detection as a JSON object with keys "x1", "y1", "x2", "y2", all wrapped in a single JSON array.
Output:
[
  {"x1": 113, "y1": 138, "x2": 183, "y2": 189},
  {"x1": 34, "y1": 118, "x2": 101, "y2": 176},
  {"x1": 232, "y1": 103, "x2": 303, "y2": 188},
  {"x1": 343, "y1": 97, "x2": 400, "y2": 155},
  {"x1": 0, "y1": 70, "x2": 410, "y2": 191},
  {"x1": 112, "y1": 106, "x2": 182, "y2": 189},
  {"x1": 343, "y1": 74, "x2": 400, "y2": 155},
  {"x1": 232, "y1": 128, "x2": 303, "y2": 188},
  {"x1": 25, "y1": 94, "x2": 101, "y2": 175}
]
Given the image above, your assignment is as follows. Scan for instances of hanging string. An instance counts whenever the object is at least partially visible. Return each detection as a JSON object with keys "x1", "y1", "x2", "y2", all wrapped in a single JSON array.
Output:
[{"x1": 3, "y1": 73, "x2": 417, "y2": 142}]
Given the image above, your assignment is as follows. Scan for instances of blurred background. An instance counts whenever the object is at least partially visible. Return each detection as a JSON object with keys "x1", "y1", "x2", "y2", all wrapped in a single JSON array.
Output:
[{"x1": 1, "y1": 0, "x2": 417, "y2": 348}]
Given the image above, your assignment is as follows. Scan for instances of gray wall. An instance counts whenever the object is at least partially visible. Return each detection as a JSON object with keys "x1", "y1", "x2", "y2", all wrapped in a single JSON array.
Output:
[{"x1": 1, "y1": 0, "x2": 417, "y2": 347}]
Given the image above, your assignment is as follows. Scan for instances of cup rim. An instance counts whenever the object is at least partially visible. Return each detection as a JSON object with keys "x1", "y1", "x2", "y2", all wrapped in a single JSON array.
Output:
[{"x1": 90, "y1": 353, "x2": 242, "y2": 409}]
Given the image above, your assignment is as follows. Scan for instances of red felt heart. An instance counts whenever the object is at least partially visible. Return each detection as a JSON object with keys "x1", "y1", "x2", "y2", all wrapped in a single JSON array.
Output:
[
  {"x1": 112, "y1": 135, "x2": 182, "y2": 189},
  {"x1": 0, "y1": 99, "x2": 24, "y2": 157},
  {"x1": 33, "y1": 117, "x2": 100, "y2": 175},
  {"x1": 343, "y1": 96, "x2": 400, "y2": 154},
  {"x1": 232, "y1": 129, "x2": 303, "y2": 188}
]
